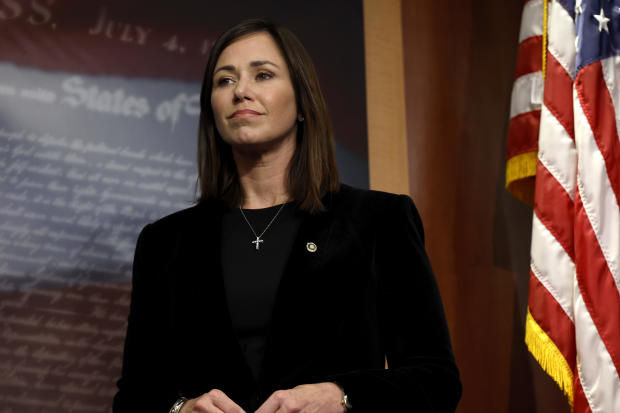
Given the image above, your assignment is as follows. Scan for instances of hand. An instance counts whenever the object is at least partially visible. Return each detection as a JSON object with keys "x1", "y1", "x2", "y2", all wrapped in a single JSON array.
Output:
[
  {"x1": 255, "y1": 382, "x2": 346, "y2": 413},
  {"x1": 180, "y1": 389, "x2": 246, "y2": 413}
]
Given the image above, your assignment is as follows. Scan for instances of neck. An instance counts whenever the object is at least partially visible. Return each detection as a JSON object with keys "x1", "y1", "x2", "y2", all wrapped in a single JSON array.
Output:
[{"x1": 233, "y1": 142, "x2": 295, "y2": 209}]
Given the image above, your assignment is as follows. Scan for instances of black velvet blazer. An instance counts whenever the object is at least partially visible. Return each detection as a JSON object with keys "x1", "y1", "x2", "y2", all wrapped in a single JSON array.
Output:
[{"x1": 113, "y1": 184, "x2": 462, "y2": 412}]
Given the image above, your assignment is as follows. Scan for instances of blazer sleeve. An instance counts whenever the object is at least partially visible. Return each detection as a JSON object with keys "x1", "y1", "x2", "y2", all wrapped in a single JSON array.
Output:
[
  {"x1": 113, "y1": 224, "x2": 178, "y2": 412},
  {"x1": 329, "y1": 194, "x2": 462, "y2": 412}
]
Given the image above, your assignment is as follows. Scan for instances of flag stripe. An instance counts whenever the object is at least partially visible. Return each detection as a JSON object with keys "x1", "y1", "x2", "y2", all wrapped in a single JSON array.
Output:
[
  {"x1": 547, "y1": 0, "x2": 576, "y2": 79},
  {"x1": 573, "y1": 270, "x2": 620, "y2": 412},
  {"x1": 516, "y1": 36, "x2": 544, "y2": 79},
  {"x1": 574, "y1": 189, "x2": 620, "y2": 378},
  {"x1": 507, "y1": 110, "x2": 542, "y2": 159},
  {"x1": 534, "y1": 161, "x2": 575, "y2": 260},
  {"x1": 519, "y1": 0, "x2": 545, "y2": 43},
  {"x1": 528, "y1": 270, "x2": 576, "y2": 369},
  {"x1": 577, "y1": 61, "x2": 620, "y2": 210},
  {"x1": 531, "y1": 214, "x2": 575, "y2": 322},
  {"x1": 543, "y1": 52, "x2": 575, "y2": 140},
  {"x1": 510, "y1": 72, "x2": 544, "y2": 118},
  {"x1": 601, "y1": 57, "x2": 620, "y2": 148},
  {"x1": 537, "y1": 104, "x2": 577, "y2": 200},
  {"x1": 573, "y1": 377, "x2": 593, "y2": 413}
]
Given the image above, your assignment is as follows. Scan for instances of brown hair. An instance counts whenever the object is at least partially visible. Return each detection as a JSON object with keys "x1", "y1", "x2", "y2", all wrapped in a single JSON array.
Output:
[{"x1": 197, "y1": 18, "x2": 339, "y2": 213}]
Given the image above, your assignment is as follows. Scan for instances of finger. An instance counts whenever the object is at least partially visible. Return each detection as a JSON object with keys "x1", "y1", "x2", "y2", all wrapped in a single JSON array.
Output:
[
  {"x1": 208, "y1": 389, "x2": 246, "y2": 413},
  {"x1": 273, "y1": 397, "x2": 303, "y2": 413},
  {"x1": 255, "y1": 390, "x2": 284, "y2": 413},
  {"x1": 191, "y1": 397, "x2": 225, "y2": 413}
]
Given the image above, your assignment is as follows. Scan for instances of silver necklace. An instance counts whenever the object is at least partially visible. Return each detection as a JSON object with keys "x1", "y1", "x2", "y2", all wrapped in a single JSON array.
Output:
[{"x1": 239, "y1": 203, "x2": 286, "y2": 250}]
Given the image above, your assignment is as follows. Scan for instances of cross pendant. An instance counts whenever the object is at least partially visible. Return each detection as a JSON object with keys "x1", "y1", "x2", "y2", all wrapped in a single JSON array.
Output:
[{"x1": 252, "y1": 237, "x2": 264, "y2": 250}]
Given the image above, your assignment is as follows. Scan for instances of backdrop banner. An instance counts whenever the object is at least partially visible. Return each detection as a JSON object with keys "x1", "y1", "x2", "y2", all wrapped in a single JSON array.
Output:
[{"x1": 0, "y1": 1, "x2": 367, "y2": 411}]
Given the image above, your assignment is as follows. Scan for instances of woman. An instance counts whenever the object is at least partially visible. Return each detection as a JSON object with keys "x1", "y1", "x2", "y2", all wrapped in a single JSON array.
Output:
[{"x1": 113, "y1": 19, "x2": 461, "y2": 413}]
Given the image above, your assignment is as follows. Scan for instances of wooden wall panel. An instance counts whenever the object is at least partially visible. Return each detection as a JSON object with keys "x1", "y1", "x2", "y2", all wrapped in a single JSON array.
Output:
[
  {"x1": 363, "y1": 0, "x2": 409, "y2": 195},
  {"x1": 400, "y1": 1, "x2": 570, "y2": 412}
]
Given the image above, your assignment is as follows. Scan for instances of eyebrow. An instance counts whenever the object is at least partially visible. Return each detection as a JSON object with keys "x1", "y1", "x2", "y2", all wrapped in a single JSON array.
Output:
[{"x1": 214, "y1": 60, "x2": 279, "y2": 75}]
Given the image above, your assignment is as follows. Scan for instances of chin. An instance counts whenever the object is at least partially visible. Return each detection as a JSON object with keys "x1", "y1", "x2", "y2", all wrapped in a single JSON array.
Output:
[
  {"x1": 222, "y1": 126, "x2": 297, "y2": 154},
  {"x1": 232, "y1": 140, "x2": 275, "y2": 154},
  {"x1": 228, "y1": 133, "x2": 265, "y2": 146},
  {"x1": 235, "y1": 136, "x2": 296, "y2": 157}
]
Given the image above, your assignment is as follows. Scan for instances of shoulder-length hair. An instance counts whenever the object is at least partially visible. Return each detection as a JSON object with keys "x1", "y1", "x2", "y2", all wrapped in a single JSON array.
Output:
[{"x1": 197, "y1": 18, "x2": 339, "y2": 213}]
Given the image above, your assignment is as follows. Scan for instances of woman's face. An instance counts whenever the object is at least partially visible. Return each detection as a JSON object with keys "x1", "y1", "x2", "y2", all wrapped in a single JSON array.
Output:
[{"x1": 210, "y1": 32, "x2": 299, "y2": 153}]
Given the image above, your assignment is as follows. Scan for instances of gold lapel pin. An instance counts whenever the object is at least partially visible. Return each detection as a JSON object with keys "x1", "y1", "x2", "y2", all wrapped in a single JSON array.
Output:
[{"x1": 306, "y1": 242, "x2": 317, "y2": 253}]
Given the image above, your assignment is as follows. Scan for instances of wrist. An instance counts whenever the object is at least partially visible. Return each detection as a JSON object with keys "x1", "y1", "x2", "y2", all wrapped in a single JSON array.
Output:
[
  {"x1": 341, "y1": 393, "x2": 352, "y2": 412},
  {"x1": 332, "y1": 382, "x2": 352, "y2": 412},
  {"x1": 169, "y1": 397, "x2": 188, "y2": 413}
]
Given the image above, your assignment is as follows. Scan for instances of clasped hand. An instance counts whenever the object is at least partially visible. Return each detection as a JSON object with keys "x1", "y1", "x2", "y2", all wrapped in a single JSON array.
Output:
[{"x1": 180, "y1": 382, "x2": 346, "y2": 413}]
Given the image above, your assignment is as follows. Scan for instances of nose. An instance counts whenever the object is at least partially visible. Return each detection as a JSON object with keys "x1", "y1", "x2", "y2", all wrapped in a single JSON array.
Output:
[{"x1": 233, "y1": 76, "x2": 253, "y2": 102}]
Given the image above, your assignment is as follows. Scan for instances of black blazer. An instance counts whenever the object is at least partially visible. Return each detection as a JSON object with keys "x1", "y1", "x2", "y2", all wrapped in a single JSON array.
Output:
[{"x1": 113, "y1": 184, "x2": 461, "y2": 412}]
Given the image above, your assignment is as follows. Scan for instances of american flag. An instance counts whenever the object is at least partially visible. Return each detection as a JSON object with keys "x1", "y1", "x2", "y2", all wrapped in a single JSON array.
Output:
[
  {"x1": 508, "y1": 0, "x2": 620, "y2": 411},
  {"x1": 506, "y1": 0, "x2": 545, "y2": 206}
]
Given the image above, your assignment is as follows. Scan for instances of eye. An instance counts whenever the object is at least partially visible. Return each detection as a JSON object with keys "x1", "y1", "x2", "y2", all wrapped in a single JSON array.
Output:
[
  {"x1": 256, "y1": 71, "x2": 273, "y2": 81},
  {"x1": 215, "y1": 77, "x2": 234, "y2": 87}
]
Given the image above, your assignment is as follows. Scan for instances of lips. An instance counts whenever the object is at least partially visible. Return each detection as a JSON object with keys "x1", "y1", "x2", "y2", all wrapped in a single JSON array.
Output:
[{"x1": 229, "y1": 109, "x2": 261, "y2": 119}]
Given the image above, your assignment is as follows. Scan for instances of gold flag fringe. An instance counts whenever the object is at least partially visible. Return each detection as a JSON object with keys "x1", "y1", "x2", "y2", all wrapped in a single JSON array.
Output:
[
  {"x1": 506, "y1": 151, "x2": 537, "y2": 206},
  {"x1": 525, "y1": 309, "x2": 574, "y2": 406}
]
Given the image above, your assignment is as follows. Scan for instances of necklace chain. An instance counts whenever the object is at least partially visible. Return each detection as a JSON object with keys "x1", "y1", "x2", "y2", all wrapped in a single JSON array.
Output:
[{"x1": 239, "y1": 203, "x2": 286, "y2": 250}]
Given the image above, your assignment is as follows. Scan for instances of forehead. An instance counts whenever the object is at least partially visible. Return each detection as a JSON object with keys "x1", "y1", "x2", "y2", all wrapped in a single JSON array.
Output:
[{"x1": 216, "y1": 32, "x2": 286, "y2": 67}]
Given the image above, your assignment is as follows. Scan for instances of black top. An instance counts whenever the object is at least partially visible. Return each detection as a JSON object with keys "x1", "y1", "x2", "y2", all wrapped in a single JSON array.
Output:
[{"x1": 220, "y1": 203, "x2": 301, "y2": 379}]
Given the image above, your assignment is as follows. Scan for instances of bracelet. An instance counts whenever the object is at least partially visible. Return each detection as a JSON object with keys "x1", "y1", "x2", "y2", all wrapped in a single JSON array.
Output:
[
  {"x1": 169, "y1": 397, "x2": 188, "y2": 413},
  {"x1": 340, "y1": 393, "x2": 352, "y2": 411}
]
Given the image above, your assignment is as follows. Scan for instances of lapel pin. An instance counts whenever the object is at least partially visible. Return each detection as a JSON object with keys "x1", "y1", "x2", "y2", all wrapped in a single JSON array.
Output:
[{"x1": 306, "y1": 242, "x2": 317, "y2": 253}]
